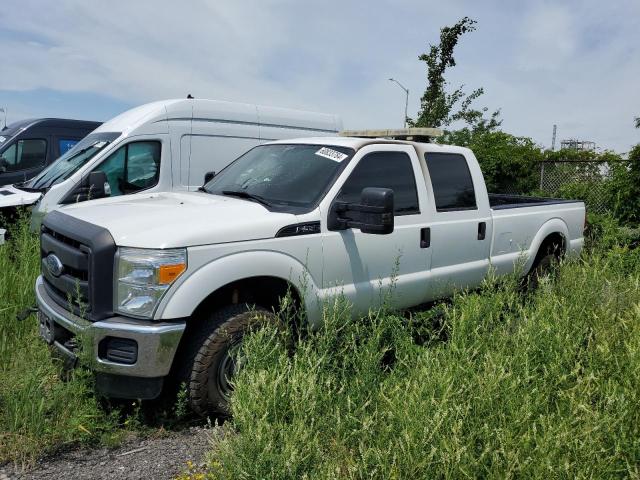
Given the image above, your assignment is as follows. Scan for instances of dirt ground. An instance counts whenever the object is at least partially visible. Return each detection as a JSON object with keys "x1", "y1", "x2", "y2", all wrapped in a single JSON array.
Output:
[{"x1": 0, "y1": 426, "x2": 218, "y2": 480}]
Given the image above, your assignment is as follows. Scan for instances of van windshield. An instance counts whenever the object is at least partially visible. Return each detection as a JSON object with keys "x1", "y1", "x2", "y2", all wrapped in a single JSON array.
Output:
[
  {"x1": 24, "y1": 132, "x2": 121, "y2": 191},
  {"x1": 204, "y1": 143, "x2": 354, "y2": 211}
]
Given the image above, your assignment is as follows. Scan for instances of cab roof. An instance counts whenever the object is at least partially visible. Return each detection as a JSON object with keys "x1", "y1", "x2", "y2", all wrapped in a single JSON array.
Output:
[{"x1": 265, "y1": 135, "x2": 466, "y2": 155}]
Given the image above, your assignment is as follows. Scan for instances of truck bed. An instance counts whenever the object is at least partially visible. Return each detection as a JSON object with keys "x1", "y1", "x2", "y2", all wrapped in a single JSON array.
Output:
[{"x1": 489, "y1": 193, "x2": 581, "y2": 210}]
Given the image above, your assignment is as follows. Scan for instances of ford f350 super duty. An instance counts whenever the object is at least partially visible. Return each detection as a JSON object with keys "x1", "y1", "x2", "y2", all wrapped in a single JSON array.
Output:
[{"x1": 35, "y1": 128, "x2": 585, "y2": 415}]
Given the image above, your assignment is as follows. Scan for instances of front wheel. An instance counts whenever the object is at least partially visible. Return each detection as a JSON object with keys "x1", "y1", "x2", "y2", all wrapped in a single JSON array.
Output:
[{"x1": 182, "y1": 304, "x2": 272, "y2": 416}]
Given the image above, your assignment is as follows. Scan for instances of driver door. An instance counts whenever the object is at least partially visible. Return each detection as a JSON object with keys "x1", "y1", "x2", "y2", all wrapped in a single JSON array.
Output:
[{"x1": 320, "y1": 144, "x2": 432, "y2": 314}]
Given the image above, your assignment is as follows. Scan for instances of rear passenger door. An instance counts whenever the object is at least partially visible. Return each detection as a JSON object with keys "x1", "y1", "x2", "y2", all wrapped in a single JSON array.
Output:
[
  {"x1": 422, "y1": 152, "x2": 492, "y2": 300},
  {"x1": 321, "y1": 145, "x2": 432, "y2": 313}
]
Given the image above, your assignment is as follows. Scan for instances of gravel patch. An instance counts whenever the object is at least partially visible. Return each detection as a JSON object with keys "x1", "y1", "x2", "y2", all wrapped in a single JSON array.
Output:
[{"x1": 1, "y1": 426, "x2": 218, "y2": 480}]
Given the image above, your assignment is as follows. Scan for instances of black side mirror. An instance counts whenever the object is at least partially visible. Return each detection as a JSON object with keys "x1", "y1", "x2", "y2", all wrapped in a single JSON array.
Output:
[
  {"x1": 204, "y1": 171, "x2": 215, "y2": 184},
  {"x1": 328, "y1": 187, "x2": 394, "y2": 234},
  {"x1": 87, "y1": 171, "x2": 109, "y2": 199},
  {"x1": 0, "y1": 157, "x2": 7, "y2": 173},
  {"x1": 61, "y1": 170, "x2": 109, "y2": 204}
]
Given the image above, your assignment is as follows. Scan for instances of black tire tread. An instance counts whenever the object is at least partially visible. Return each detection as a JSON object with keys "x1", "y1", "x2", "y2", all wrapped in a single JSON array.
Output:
[{"x1": 178, "y1": 304, "x2": 270, "y2": 416}]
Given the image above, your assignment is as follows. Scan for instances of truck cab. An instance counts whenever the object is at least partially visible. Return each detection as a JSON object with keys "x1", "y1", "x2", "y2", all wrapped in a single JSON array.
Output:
[{"x1": 35, "y1": 129, "x2": 585, "y2": 416}]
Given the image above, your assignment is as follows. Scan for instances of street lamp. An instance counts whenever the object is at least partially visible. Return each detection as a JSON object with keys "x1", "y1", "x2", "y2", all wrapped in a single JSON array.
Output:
[{"x1": 388, "y1": 78, "x2": 409, "y2": 128}]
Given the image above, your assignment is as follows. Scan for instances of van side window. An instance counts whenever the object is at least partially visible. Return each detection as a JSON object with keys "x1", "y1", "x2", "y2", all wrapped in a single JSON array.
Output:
[
  {"x1": 424, "y1": 153, "x2": 477, "y2": 211},
  {"x1": 337, "y1": 151, "x2": 419, "y2": 215},
  {"x1": 59, "y1": 139, "x2": 80, "y2": 155},
  {"x1": 93, "y1": 141, "x2": 161, "y2": 197},
  {"x1": 0, "y1": 139, "x2": 47, "y2": 172}
]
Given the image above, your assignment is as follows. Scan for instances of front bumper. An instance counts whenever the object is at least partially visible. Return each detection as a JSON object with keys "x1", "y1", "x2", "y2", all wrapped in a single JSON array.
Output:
[{"x1": 35, "y1": 275, "x2": 185, "y2": 381}]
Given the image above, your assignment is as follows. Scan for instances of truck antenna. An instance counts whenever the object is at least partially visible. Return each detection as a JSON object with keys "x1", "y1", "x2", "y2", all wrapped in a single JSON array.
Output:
[{"x1": 0, "y1": 107, "x2": 6, "y2": 129}]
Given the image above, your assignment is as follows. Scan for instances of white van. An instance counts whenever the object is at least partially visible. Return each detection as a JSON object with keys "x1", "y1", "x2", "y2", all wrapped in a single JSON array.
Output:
[{"x1": 0, "y1": 98, "x2": 342, "y2": 226}]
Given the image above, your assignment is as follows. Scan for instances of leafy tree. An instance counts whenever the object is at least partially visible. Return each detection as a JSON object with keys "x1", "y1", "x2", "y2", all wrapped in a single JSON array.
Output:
[
  {"x1": 411, "y1": 17, "x2": 501, "y2": 131},
  {"x1": 635, "y1": 117, "x2": 640, "y2": 129},
  {"x1": 608, "y1": 144, "x2": 640, "y2": 224},
  {"x1": 441, "y1": 129, "x2": 542, "y2": 193}
]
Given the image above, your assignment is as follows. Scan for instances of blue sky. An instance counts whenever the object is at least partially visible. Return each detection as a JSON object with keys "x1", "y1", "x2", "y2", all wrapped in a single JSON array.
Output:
[{"x1": 0, "y1": 0, "x2": 638, "y2": 152}]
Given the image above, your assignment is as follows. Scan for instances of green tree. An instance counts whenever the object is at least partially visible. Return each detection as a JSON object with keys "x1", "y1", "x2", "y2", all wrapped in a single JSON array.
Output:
[
  {"x1": 411, "y1": 17, "x2": 500, "y2": 131},
  {"x1": 441, "y1": 129, "x2": 542, "y2": 193},
  {"x1": 608, "y1": 144, "x2": 640, "y2": 224},
  {"x1": 635, "y1": 116, "x2": 640, "y2": 128}
]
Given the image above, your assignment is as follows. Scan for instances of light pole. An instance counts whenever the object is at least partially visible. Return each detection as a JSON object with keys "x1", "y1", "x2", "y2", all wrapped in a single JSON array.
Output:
[{"x1": 388, "y1": 78, "x2": 409, "y2": 128}]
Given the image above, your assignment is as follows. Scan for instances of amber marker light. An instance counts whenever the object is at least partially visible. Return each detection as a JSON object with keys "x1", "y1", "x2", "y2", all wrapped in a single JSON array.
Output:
[{"x1": 159, "y1": 263, "x2": 186, "y2": 284}]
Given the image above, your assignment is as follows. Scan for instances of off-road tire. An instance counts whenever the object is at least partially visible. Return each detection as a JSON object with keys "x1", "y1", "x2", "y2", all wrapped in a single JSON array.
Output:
[{"x1": 180, "y1": 304, "x2": 272, "y2": 417}]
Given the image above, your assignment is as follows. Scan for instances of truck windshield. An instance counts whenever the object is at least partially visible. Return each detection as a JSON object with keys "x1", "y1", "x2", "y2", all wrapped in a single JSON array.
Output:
[
  {"x1": 24, "y1": 132, "x2": 121, "y2": 191},
  {"x1": 204, "y1": 144, "x2": 355, "y2": 210}
]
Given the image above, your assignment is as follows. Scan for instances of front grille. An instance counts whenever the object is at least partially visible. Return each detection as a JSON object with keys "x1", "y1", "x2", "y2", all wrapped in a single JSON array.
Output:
[
  {"x1": 41, "y1": 226, "x2": 90, "y2": 314},
  {"x1": 41, "y1": 211, "x2": 117, "y2": 321}
]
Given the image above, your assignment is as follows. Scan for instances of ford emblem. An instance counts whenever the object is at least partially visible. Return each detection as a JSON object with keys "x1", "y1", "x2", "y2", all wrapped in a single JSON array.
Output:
[{"x1": 45, "y1": 253, "x2": 64, "y2": 277}]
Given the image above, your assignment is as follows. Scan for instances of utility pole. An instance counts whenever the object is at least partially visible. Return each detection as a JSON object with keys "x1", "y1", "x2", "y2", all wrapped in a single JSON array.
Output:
[
  {"x1": 388, "y1": 78, "x2": 409, "y2": 128},
  {"x1": 551, "y1": 124, "x2": 557, "y2": 151}
]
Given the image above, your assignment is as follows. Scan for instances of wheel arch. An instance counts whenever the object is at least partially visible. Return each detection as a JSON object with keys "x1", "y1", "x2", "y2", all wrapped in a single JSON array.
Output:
[
  {"x1": 526, "y1": 218, "x2": 569, "y2": 273},
  {"x1": 157, "y1": 250, "x2": 319, "y2": 320}
]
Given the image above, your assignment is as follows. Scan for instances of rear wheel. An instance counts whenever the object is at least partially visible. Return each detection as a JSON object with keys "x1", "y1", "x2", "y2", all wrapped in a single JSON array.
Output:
[
  {"x1": 527, "y1": 243, "x2": 561, "y2": 289},
  {"x1": 180, "y1": 304, "x2": 273, "y2": 416}
]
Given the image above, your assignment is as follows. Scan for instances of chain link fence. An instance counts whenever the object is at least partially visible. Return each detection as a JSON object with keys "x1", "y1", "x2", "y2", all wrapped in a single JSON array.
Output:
[{"x1": 537, "y1": 159, "x2": 620, "y2": 214}]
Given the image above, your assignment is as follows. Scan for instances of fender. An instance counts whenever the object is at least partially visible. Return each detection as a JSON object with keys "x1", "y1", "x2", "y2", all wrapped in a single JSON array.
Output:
[
  {"x1": 157, "y1": 249, "x2": 322, "y2": 323},
  {"x1": 522, "y1": 217, "x2": 570, "y2": 272}
]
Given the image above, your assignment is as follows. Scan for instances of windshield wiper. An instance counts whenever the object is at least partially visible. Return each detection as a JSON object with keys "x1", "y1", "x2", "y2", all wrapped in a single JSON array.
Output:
[
  {"x1": 221, "y1": 190, "x2": 272, "y2": 208},
  {"x1": 13, "y1": 182, "x2": 45, "y2": 193}
]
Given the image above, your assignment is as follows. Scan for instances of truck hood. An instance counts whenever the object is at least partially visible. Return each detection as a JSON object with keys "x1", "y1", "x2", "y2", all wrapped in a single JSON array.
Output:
[
  {"x1": 59, "y1": 191, "x2": 298, "y2": 248},
  {"x1": 0, "y1": 184, "x2": 42, "y2": 209}
]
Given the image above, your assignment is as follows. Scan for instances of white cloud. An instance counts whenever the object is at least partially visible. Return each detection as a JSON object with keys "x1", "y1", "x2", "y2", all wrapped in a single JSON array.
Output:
[{"x1": 0, "y1": 0, "x2": 638, "y2": 151}]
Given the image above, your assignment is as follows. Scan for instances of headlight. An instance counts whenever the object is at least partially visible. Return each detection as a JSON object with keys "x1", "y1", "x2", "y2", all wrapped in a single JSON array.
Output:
[{"x1": 115, "y1": 247, "x2": 187, "y2": 318}]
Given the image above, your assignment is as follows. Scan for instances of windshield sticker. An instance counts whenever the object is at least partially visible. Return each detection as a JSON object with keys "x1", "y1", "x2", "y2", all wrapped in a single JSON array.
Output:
[
  {"x1": 315, "y1": 147, "x2": 348, "y2": 162},
  {"x1": 0, "y1": 136, "x2": 6, "y2": 143},
  {"x1": 93, "y1": 141, "x2": 107, "y2": 148}
]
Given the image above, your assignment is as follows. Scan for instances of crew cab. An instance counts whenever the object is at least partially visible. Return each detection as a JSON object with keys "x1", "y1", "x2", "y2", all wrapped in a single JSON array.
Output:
[{"x1": 35, "y1": 129, "x2": 585, "y2": 415}]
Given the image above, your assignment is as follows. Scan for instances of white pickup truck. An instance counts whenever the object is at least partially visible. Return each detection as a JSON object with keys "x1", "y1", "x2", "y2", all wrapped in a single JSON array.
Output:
[{"x1": 35, "y1": 129, "x2": 585, "y2": 414}]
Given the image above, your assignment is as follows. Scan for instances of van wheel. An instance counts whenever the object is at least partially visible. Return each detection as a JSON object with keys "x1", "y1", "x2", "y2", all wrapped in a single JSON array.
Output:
[{"x1": 182, "y1": 304, "x2": 272, "y2": 417}]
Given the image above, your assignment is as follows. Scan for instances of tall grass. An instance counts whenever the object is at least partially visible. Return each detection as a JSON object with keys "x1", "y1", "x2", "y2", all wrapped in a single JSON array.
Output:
[
  {"x1": 208, "y1": 247, "x2": 640, "y2": 478},
  {"x1": 0, "y1": 217, "x2": 121, "y2": 466}
]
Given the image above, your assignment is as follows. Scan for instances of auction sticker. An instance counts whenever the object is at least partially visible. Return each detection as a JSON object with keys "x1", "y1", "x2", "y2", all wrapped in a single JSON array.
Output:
[{"x1": 315, "y1": 147, "x2": 348, "y2": 162}]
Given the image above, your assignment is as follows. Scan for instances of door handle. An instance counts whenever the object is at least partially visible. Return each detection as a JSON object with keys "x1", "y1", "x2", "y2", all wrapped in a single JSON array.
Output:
[
  {"x1": 420, "y1": 227, "x2": 430, "y2": 248},
  {"x1": 477, "y1": 222, "x2": 487, "y2": 240}
]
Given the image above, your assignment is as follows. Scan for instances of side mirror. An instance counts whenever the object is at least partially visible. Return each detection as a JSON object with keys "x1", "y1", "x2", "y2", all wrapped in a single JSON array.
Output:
[
  {"x1": 0, "y1": 157, "x2": 7, "y2": 173},
  {"x1": 87, "y1": 171, "x2": 109, "y2": 199},
  {"x1": 204, "y1": 171, "x2": 215, "y2": 184},
  {"x1": 328, "y1": 187, "x2": 394, "y2": 234}
]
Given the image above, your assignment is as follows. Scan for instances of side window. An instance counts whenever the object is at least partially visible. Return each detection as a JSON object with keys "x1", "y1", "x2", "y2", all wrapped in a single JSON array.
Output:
[
  {"x1": 424, "y1": 153, "x2": 477, "y2": 211},
  {"x1": 59, "y1": 139, "x2": 80, "y2": 155},
  {"x1": 93, "y1": 141, "x2": 161, "y2": 197},
  {"x1": 337, "y1": 151, "x2": 419, "y2": 215},
  {"x1": 0, "y1": 139, "x2": 47, "y2": 172}
]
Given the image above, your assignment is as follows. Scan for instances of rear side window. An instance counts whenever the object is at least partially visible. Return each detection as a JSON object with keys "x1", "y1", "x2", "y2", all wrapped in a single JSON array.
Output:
[
  {"x1": 0, "y1": 139, "x2": 47, "y2": 172},
  {"x1": 337, "y1": 151, "x2": 419, "y2": 215},
  {"x1": 424, "y1": 153, "x2": 477, "y2": 211}
]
